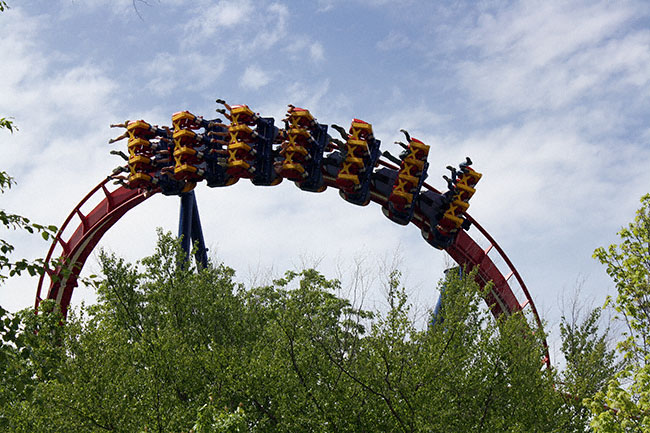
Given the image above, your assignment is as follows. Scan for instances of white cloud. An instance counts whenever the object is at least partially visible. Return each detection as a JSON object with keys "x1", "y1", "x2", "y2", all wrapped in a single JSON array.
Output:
[
  {"x1": 180, "y1": 1, "x2": 293, "y2": 67},
  {"x1": 0, "y1": 6, "x2": 127, "y2": 311},
  {"x1": 184, "y1": 0, "x2": 254, "y2": 38},
  {"x1": 246, "y1": 2, "x2": 289, "y2": 52},
  {"x1": 316, "y1": 0, "x2": 335, "y2": 12},
  {"x1": 286, "y1": 37, "x2": 326, "y2": 63},
  {"x1": 240, "y1": 65, "x2": 271, "y2": 90},
  {"x1": 310, "y1": 42, "x2": 325, "y2": 62},
  {"x1": 376, "y1": 31, "x2": 411, "y2": 51},
  {"x1": 456, "y1": 0, "x2": 650, "y2": 117},
  {"x1": 142, "y1": 51, "x2": 225, "y2": 96},
  {"x1": 284, "y1": 79, "x2": 331, "y2": 114}
]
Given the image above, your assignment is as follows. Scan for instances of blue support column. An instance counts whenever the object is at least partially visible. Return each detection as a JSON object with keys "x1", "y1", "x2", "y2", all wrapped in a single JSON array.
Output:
[
  {"x1": 430, "y1": 266, "x2": 463, "y2": 327},
  {"x1": 178, "y1": 190, "x2": 208, "y2": 267}
]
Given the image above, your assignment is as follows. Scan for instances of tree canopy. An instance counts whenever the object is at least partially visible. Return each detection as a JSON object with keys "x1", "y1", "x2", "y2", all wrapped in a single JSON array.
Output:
[
  {"x1": 588, "y1": 194, "x2": 650, "y2": 432},
  {"x1": 1, "y1": 232, "x2": 575, "y2": 432}
]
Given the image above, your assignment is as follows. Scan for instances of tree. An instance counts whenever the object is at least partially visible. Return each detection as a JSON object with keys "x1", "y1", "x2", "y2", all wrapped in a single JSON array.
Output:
[
  {"x1": 3, "y1": 232, "x2": 570, "y2": 432},
  {"x1": 588, "y1": 194, "x2": 650, "y2": 432},
  {"x1": 557, "y1": 301, "x2": 619, "y2": 432}
]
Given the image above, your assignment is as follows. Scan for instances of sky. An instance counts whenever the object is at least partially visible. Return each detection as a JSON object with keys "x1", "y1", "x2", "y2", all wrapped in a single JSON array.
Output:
[{"x1": 1, "y1": 0, "x2": 649, "y2": 364}]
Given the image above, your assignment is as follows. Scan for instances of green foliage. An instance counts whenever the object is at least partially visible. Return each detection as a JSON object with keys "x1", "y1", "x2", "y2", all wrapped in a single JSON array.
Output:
[
  {"x1": 0, "y1": 300, "x2": 66, "y2": 429},
  {"x1": 593, "y1": 194, "x2": 650, "y2": 362},
  {"x1": 588, "y1": 194, "x2": 650, "y2": 432},
  {"x1": 191, "y1": 401, "x2": 249, "y2": 433},
  {"x1": 558, "y1": 304, "x2": 619, "y2": 432},
  {"x1": 1, "y1": 232, "x2": 570, "y2": 432},
  {"x1": 0, "y1": 117, "x2": 17, "y2": 133}
]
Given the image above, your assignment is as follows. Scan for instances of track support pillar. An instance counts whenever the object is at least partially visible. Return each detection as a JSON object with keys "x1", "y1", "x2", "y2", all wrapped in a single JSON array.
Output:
[{"x1": 178, "y1": 191, "x2": 208, "y2": 267}]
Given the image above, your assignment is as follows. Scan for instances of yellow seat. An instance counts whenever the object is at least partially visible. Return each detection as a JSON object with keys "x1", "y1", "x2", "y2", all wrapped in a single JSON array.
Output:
[
  {"x1": 289, "y1": 109, "x2": 315, "y2": 125},
  {"x1": 128, "y1": 172, "x2": 152, "y2": 183},
  {"x1": 409, "y1": 140, "x2": 430, "y2": 156},
  {"x1": 467, "y1": 170, "x2": 482, "y2": 182},
  {"x1": 229, "y1": 141, "x2": 252, "y2": 152},
  {"x1": 127, "y1": 120, "x2": 153, "y2": 134},
  {"x1": 289, "y1": 128, "x2": 311, "y2": 138},
  {"x1": 403, "y1": 156, "x2": 425, "y2": 171},
  {"x1": 344, "y1": 156, "x2": 364, "y2": 168},
  {"x1": 451, "y1": 199, "x2": 470, "y2": 212},
  {"x1": 228, "y1": 159, "x2": 251, "y2": 170},
  {"x1": 173, "y1": 128, "x2": 197, "y2": 140},
  {"x1": 173, "y1": 146, "x2": 197, "y2": 158},
  {"x1": 351, "y1": 121, "x2": 372, "y2": 131},
  {"x1": 229, "y1": 124, "x2": 254, "y2": 135},
  {"x1": 284, "y1": 145, "x2": 308, "y2": 157},
  {"x1": 442, "y1": 212, "x2": 464, "y2": 228},
  {"x1": 172, "y1": 111, "x2": 197, "y2": 129},
  {"x1": 390, "y1": 189, "x2": 413, "y2": 205},
  {"x1": 128, "y1": 155, "x2": 152, "y2": 165},
  {"x1": 127, "y1": 137, "x2": 151, "y2": 150},
  {"x1": 347, "y1": 139, "x2": 369, "y2": 156},
  {"x1": 280, "y1": 163, "x2": 306, "y2": 177},
  {"x1": 232, "y1": 105, "x2": 255, "y2": 116},
  {"x1": 397, "y1": 173, "x2": 418, "y2": 186},
  {"x1": 455, "y1": 183, "x2": 476, "y2": 195},
  {"x1": 174, "y1": 164, "x2": 198, "y2": 175},
  {"x1": 337, "y1": 173, "x2": 360, "y2": 186}
]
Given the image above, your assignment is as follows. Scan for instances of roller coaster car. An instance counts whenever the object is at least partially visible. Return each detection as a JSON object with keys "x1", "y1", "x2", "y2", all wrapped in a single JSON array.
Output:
[
  {"x1": 418, "y1": 161, "x2": 481, "y2": 249},
  {"x1": 222, "y1": 106, "x2": 279, "y2": 185},
  {"x1": 439, "y1": 164, "x2": 482, "y2": 232},
  {"x1": 383, "y1": 137, "x2": 430, "y2": 225},
  {"x1": 336, "y1": 119, "x2": 381, "y2": 206},
  {"x1": 276, "y1": 107, "x2": 327, "y2": 191}
]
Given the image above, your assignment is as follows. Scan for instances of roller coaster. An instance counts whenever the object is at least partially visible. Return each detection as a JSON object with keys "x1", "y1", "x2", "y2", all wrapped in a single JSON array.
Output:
[{"x1": 34, "y1": 100, "x2": 550, "y2": 368}]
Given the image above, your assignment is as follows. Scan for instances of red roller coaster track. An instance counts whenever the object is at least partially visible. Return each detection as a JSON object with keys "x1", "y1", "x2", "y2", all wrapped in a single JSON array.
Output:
[{"x1": 35, "y1": 167, "x2": 550, "y2": 369}]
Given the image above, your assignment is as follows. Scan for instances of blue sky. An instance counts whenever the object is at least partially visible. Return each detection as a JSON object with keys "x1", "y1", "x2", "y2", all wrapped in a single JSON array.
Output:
[{"x1": 1, "y1": 0, "x2": 649, "y2": 362}]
